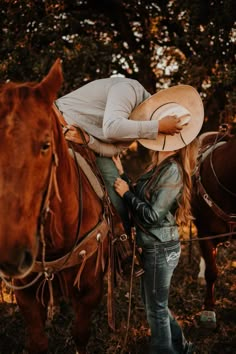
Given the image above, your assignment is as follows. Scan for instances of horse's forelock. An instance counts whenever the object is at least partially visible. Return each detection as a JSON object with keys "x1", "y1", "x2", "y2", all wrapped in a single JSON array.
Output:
[
  {"x1": 0, "y1": 82, "x2": 38, "y2": 130},
  {"x1": 0, "y1": 81, "x2": 36, "y2": 107}
]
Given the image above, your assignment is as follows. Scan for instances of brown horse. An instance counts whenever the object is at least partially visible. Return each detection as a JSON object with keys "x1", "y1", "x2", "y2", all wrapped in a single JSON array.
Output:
[
  {"x1": 191, "y1": 131, "x2": 236, "y2": 326},
  {"x1": 0, "y1": 59, "x2": 114, "y2": 354}
]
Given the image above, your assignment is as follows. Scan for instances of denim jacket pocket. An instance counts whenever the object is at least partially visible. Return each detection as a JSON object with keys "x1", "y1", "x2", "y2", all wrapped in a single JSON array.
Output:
[{"x1": 164, "y1": 242, "x2": 181, "y2": 267}]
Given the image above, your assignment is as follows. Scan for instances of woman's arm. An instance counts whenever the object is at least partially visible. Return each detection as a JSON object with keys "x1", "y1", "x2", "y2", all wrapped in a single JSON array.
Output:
[
  {"x1": 112, "y1": 154, "x2": 131, "y2": 183},
  {"x1": 119, "y1": 163, "x2": 182, "y2": 226}
]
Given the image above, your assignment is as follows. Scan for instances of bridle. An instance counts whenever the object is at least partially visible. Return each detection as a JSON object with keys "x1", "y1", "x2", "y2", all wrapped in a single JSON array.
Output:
[{"x1": 0, "y1": 130, "x2": 61, "y2": 289}]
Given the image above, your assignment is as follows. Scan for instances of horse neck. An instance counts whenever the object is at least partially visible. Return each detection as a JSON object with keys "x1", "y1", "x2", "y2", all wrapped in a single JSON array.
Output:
[
  {"x1": 209, "y1": 135, "x2": 236, "y2": 195},
  {"x1": 44, "y1": 111, "x2": 80, "y2": 251},
  {"x1": 45, "y1": 111, "x2": 103, "y2": 253}
]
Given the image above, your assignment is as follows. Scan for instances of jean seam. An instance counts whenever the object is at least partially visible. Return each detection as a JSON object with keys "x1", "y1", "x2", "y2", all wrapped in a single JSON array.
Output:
[{"x1": 152, "y1": 244, "x2": 157, "y2": 294}]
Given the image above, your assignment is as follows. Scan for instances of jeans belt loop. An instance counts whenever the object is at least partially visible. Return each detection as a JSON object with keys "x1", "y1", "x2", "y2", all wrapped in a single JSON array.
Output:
[{"x1": 159, "y1": 226, "x2": 178, "y2": 242}]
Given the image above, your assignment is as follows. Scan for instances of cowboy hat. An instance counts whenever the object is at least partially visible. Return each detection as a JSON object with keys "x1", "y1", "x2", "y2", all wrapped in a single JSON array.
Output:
[{"x1": 129, "y1": 85, "x2": 204, "y2": 151}]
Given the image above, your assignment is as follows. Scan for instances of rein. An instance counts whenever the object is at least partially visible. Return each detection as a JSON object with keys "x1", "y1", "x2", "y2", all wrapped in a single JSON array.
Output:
[
  {"x1": 38, "y1": 132, "x2": 62, "y2": 270},
  {"x1": 181, "y1": 231, "x2": 236, "y2": 243}
]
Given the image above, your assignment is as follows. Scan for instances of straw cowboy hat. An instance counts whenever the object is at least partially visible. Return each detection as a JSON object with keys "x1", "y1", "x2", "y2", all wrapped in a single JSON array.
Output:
[{"x1": 129, "y1": 85, "x2": 204, "y2": 151}]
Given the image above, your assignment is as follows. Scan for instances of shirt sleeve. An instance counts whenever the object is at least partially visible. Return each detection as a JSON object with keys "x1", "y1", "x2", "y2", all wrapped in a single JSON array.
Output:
[
  {"x1": 103, "y1": 82, "x2": 158, "y2": 141},
  {"x1": 120, "y1": 172, "x2": 131, "y2": 184},
  {"x1": 123, "y1": 164, "x2": 183, "y2": 226}
]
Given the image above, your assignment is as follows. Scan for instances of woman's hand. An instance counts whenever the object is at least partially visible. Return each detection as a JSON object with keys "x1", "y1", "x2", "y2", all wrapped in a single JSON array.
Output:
[
  {"x1": 112, "y1": 154, "x2": 124, "y2": 175},
  {"x1": 114, "y1": 177, "x2": 129, "y2": 197}
]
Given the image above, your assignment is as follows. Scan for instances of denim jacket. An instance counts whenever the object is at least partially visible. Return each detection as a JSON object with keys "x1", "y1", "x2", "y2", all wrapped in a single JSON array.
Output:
[{"x1": 123, "y1": 157, "x2": 183, "y2": 247}]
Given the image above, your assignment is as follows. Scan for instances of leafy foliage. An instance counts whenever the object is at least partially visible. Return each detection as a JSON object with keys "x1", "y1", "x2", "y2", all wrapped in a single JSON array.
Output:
[{"x1": 1, "y1": 0, "x2": 235, "y2": 130}]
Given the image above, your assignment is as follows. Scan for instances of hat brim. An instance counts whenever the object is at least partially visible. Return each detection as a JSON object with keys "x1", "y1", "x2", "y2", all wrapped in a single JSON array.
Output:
[{"x1": 129, "y1": 85, "x2": 204, "y2": 151}]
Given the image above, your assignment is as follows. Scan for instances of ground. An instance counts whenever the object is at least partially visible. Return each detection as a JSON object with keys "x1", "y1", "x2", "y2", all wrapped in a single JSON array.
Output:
[{"x1": 0, "y1": 235, "x2": 235, "y2": 354}]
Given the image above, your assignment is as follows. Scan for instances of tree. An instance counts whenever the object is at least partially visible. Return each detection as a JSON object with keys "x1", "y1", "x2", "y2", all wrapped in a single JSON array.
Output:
[{"x1": 1, "y1": 0, "x2": 235, "y2": 130}]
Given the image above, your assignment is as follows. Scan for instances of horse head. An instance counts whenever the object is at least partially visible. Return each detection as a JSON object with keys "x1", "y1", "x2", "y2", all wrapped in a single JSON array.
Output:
[{"x1": 0, "y1": 59, "x2": 63, "y2": 278}]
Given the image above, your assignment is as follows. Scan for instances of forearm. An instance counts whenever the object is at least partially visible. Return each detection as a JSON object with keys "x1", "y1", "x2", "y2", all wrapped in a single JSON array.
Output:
[
  {"x1": 103, "y1": 118, "x2": 158, "y2": 141},
  {"x1": 123, "y1": 191, "x2": 160, "y2": 225},
  {"x1": 88, "y1": 135, "x2": 124, "y2": 157}
]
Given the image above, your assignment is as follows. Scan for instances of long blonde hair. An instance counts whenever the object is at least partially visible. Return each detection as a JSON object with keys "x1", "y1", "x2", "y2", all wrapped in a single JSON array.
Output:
[
  {"x1": 143, "y1": 138, "x2": 199, "y2": 226},
  {"x1": 135, "y1": 139, "x2": 199, "y2": 226},
  {"x1": 175, "y1": 138, "x2": 200, "y2": 226}
]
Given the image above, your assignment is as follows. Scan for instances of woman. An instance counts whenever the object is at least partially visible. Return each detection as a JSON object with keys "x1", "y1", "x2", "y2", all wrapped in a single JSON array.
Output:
[{"x1": 112, "y1": 136, "x2": 200, "y2": 354}]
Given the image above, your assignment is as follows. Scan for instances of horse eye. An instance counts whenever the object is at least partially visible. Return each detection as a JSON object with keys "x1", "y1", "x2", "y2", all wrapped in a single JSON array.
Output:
[{"x1": 41, "y1": 141, "x2": 51, "y2": 154}]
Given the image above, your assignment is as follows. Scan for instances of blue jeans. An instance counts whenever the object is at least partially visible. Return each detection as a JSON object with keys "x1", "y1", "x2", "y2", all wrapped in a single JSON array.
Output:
[
  {"x1": 141, "y1": 241, "x2": 188, "y2": 354},
  {"x1": 96, "y1": 156, "x2": 131, "y2": 233}
]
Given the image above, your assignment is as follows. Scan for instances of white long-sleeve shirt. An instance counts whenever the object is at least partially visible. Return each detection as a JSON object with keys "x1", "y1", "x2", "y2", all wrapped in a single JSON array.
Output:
[{"x1": 56, "y1": 77, "x2": 158, "y2": 143}]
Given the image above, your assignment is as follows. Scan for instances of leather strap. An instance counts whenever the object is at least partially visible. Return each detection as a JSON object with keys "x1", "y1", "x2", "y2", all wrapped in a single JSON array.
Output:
[
  {"x1": 33, "y1": 218, "x2": 109, "y2": 273},
  {"x1": 195, "y1": 168, "x2": 236, "y2": 223},
  {"x1": 53, "y1": 104, "x2": 90, "y2": 144}
]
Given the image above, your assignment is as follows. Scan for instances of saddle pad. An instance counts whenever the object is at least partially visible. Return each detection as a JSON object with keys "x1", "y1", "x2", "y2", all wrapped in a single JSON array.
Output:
[{"x1": 68, "y1": 148, "x2": 104, "y2": 200}]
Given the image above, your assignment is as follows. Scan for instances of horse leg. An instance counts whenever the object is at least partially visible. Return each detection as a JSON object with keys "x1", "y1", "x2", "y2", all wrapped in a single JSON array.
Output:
[
  {"x1": 199, "y1": 239, "x2": 218, "y2": 328},
  {"x1": 200, "y1": 240, "x2": 218, "y2": 309},
  {"x1": 197, "y1": 256, "x2": 206, "y2": 286},
  {"x1": 71, "y1": 281, "x2": 104, "y2": 354},
  {"x1": 15, "y1": 291, "x2": 49, "y2": 354}
]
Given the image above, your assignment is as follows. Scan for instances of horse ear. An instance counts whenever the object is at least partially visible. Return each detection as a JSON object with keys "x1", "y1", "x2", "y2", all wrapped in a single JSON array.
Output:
[{"x1": 36, "y1": 58, "x2": 63, "y2": 104}]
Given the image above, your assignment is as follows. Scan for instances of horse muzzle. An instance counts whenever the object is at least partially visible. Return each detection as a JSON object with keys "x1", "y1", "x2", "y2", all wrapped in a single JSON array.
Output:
[{"x1": 0, "y1": 245, "x2": 37, "y2": 279}]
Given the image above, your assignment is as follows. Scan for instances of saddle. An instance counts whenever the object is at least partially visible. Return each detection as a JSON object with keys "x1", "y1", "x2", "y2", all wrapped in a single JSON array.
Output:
[{"x1": 198, "y1": 127, "x2": 232, "y2": 153}]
